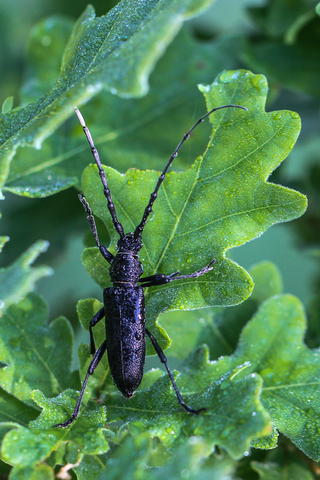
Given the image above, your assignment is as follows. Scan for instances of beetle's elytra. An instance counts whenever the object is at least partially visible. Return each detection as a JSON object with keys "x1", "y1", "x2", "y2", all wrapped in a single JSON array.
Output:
[{"x1": 54, "y1": 103, "x2": 247, "y2": 428}]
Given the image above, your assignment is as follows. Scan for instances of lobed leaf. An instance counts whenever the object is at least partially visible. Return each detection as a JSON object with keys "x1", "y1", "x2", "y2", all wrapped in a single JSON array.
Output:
[
  {"x1": 102, "y1": 362, "x2": 271, "y2": 459},
  {"x1": 216, "y1": 294, "x2": 320, "y2": 461},
  {"x1": 5, "y1": 25, "x2": 237, "y2": 198},
  {"x1": 0, "y1": 293, "x2": 79, "y2": 403},
  {"x1": 52, "y1": 350, "x2": 271, "y2": 460},
  {"x1": 81, "y1": 70, "x2": 306, "y2": 347},
  {"x1": 0, "y1": 390, "x2": 110, "y2": 479},
  {"x1": 0, "y1": 240, "x2": 53, "y2": 314},
  {"x1": 0, "y1": 0, "x2": 216, "y2": 198},
  {"x1": 93, "y1": 432, "x2": 238, "y2": 480},
  {"x1": 0, "y1": 389, "x2": 39, "y2": 434},
  {"x1": 196, "y1": 261, "x2": 284, "y2": 360},
  {"x1": 30, "y1": 390, "x2": 110, "y2": 456}
]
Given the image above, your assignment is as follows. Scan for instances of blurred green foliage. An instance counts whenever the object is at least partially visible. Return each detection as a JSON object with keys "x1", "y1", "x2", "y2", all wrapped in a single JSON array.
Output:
[{"x1": 0, "y1": 0, "x2": 320, "y2": 478}]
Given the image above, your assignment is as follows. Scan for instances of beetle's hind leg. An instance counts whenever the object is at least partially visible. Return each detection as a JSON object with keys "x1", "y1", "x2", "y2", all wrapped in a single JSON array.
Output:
[
  {"x1": 146, "y1": 329, "x2": 206, "y2": 414},
  {"x1": 54, "y1": 340, "x2": 107, "y2": 428}
]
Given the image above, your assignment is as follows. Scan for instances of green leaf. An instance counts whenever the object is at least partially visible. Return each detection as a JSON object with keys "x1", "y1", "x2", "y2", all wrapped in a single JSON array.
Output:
[
  {"x1": 49, "y1": 335, "x2": 270, "y2": 460},
  {"x1": 217, "y1": 294, "x2": 320, "y2": 461},
  {"x1": 251, "y1": 461, "x2": 314, "y2": 480},
  {"x1": 0, "y1": 388, "x2": 39, "y2": 432},
  {"x1": 21, "y1": 16, "x2": 74, "y2": 105},
  {"x1": 0, "y1": 240, "x2": 53, "y2": 314},
  {"x1": 196, "y1": 261, "x2": 284, "y2": 360},
  {"x1": 103, "y1": 360, "x2": 271, "y2": 459},
  {"x1": 158, "y1": 260, "x2": 283, "y2": 362},
  {"x1": 249, "y1": 261, "x2": 283, "y2": 304},
  {"x1": 95, "y1": 433, "x2": 153, "y2": 480},
  {"x1": 30, "y1": 390, "x2": 110, "y2": 456},
  {"x1": 244, "y1": 3, "x2": 320, "y2": 97},
  {"x1": 0, "y1": 293, "x2": 79, "y2": 402},
  {"x1": 92, "y1": 432, "x2": 238, "y2": 480},
  {"x1": 149, "y1": 440, "x2": 237, "y2": 480},
  {"x1": 5, "y1": 25, "x2": 236, "y2": 198},
  {"x1": 250, "y1": 426, "x2": 278, "y2": 450},
  {"x1": 1, "y1": 426, "x2": 58, "y2": 474},
  {"x1": 5, "y1": 463, "x2": 55, "y2": 480},
  {"x1": 0, "y1": 0, "x2": 216, "y2": 198},
  {"x1": 0, "y1": 390, "x2": 110, "y2": 478},
  {"x1": 81, "y1": 70, "x2": 306, "y2": 347}
]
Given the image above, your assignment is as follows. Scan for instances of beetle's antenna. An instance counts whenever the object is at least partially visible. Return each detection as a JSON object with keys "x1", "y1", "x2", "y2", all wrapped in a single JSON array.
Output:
[
  {"x1": 75, "y1": 107, "x2": 125, "y2": 239},
  {"x1": 134, "y1": 104, "x2": 248, "y2": 239}
]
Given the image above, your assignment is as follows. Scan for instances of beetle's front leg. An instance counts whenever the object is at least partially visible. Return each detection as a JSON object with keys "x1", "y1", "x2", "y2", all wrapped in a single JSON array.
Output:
[{"x1": 139, "y1": 259, "x2": 216, "y2": 287}]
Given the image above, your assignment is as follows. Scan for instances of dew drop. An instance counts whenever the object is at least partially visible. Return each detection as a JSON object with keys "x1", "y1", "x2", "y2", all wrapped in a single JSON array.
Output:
[
  {"x1": 249, "y1": 74, "x2": 265, "y2": 92},
  {"x1": 198, "y1": 83, "x2": 211, "y2": 93},
  {"x1": 219, "y1": 70, "x2": 240, "y2": 84},
  {"x1": 273, "y1": 112, "x2": 282, "y2": 120}
]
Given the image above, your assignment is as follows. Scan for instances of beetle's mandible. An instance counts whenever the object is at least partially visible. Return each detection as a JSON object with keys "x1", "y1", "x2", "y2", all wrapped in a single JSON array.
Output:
[{"x1": 54, "y1": 103, "x2": 247, "y2": 428}]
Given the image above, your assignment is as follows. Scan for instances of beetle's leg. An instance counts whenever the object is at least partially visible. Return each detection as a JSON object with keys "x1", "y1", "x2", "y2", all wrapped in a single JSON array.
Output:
[
  {"x1": 79, "y1": 193, "x2": 114, "y2": 264},
  {"x1": 145, "y1": 329, "x2": 206, "y2": 414},
  {"x1": 139, "y1": 259, "x2": 216, "y2": 287},
  {"x1": 89, "y1": 307, "x2": 105, "y2": 354},
  {"x1": 54, "y1": 340, "x2": 107, "y2": 428}
]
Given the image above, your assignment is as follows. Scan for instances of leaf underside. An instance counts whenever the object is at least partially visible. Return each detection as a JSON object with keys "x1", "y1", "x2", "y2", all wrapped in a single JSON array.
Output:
[{"x1": 0, "y1": 0, "x2": 214, "y2": 198}]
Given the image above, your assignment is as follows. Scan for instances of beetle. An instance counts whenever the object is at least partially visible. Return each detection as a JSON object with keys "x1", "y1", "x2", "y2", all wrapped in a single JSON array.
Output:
[{"x1": 54, "y1": 103, "x2": 247, "y2": 428}]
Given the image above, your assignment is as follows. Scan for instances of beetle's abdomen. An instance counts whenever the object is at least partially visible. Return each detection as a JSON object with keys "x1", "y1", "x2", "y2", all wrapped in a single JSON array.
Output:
[{"x1": 104, "y1": 286, "x2": 145, "y2": 398}]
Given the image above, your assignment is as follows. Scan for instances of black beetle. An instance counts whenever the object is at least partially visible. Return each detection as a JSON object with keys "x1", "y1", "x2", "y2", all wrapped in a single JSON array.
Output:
[{"x1": 54, "y1": 103, "x2": 247, "y2": 428}]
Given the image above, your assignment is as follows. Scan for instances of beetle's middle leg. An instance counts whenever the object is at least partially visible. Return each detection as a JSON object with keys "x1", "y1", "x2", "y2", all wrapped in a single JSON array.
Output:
[
  {"x1": 145, "y1": 329, "x2": 205, "y2": 414},
  {"x1": 89, "y1": 307, "x2": 105, "y2": 354},
  {"x1": 139, "y1": 259, "x2": 216, "y2": 287},
  {"x1": 54, "y1": 340, "x2": 107, "y2": 428}
]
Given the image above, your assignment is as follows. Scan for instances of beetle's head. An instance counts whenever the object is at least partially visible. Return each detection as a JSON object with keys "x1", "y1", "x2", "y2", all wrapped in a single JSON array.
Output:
[{"x1": 116, "y1": 232, "x2": 143, "y2": 253}]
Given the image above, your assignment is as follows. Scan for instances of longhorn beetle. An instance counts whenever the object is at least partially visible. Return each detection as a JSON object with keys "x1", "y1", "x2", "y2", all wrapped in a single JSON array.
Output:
[{"x1": 54, "y1": 103, "x2": 247, "y2": 428}]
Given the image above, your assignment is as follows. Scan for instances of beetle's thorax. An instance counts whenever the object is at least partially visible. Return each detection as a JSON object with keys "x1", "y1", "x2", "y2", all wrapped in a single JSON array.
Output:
[{"x1": 109, "y1": 233, "x2": 143, "y2": 284}]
